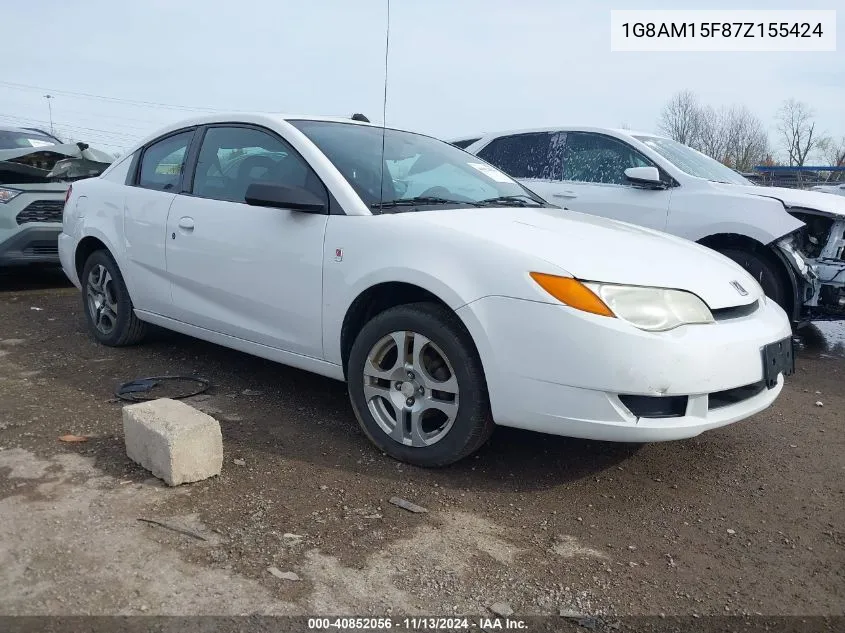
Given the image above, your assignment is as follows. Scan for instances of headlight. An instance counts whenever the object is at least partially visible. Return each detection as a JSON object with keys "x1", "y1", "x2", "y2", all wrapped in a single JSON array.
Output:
[
  {"x1": 0, "y1": 187, "x2": 22, "y2": 204},
  {"x1": 584, "y1": 282, "x2": 713, "y2": 331},
  {"x1": 529, "y1": 272, "x2": 713, "y2": 331}
]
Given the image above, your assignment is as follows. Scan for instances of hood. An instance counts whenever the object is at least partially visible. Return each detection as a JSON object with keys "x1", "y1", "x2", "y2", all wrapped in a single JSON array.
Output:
[
  {"x1": 715, "y1": 183, "x2": 845, "y2": 217},
  {"x1": 0, "y1": 142, "x2": 113, "y2": 185},
  {"x1": 419, "y1": 207, "x2": 763, "y2": 310},
  {"x1": 811, "y1": 184, "x2": 845, "y2": 197}
]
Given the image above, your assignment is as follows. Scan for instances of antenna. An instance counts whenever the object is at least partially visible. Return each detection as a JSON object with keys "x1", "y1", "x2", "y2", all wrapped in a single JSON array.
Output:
[{"x1": 377, "y1": 0, "x2": 391, "y2": 210}]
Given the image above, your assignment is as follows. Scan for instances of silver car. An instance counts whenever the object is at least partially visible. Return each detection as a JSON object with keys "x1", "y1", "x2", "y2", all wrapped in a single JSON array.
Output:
[{"x1": 0, "y1": 125, "x2": 112, "y2": 267}]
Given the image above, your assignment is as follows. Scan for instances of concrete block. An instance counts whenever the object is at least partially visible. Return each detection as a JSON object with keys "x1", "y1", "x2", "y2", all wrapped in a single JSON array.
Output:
[{"x1": 123, "y1": 398, "x2": 223, "y2": 486}]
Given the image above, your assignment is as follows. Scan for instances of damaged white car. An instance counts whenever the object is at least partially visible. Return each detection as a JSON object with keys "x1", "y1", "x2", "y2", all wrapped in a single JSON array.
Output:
[
  {"x1": 0, "y1": 125, "x2": 113, "y2": 266},
  {"x1": 463, "y1": 128, "x2": 845, "y2": 323}
]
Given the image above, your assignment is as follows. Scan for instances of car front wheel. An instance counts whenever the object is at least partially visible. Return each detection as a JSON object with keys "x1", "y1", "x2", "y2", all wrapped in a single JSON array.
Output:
[
  {"x1": 81, "y1": 250, "x2": 147, "y2": 346},
  {"x1": 347, "y1": 302, "x2": 494, "y2": 467}
]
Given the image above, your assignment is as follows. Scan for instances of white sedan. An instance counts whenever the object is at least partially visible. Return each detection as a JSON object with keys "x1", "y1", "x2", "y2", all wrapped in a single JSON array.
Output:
[{"x1": 59, "y1": 115, "x2": 793, "y2": 466}]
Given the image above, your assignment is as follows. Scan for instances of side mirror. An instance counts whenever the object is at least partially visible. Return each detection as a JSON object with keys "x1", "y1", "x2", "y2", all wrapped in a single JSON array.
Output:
[
  {"x1": 624, "y1": 166, "x2": 665, "y2": 189},
  {"x1": 244, "y1": 183, "x2": 327, "y2": 213}
]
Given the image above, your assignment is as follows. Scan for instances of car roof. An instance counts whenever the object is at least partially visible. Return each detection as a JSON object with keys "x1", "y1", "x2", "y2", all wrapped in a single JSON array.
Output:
[
  {"x1": 475, "y1": 126, "x2": 668, "y2": 142},
  {"x1": 126, "y1": 113, "x2": 421, "y2": 155}
]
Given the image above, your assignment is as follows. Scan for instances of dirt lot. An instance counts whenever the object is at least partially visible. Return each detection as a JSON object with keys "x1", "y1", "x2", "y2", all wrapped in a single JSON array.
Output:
[{"x1": 0, "y1": 267, "x2": 843, "y2": 618}]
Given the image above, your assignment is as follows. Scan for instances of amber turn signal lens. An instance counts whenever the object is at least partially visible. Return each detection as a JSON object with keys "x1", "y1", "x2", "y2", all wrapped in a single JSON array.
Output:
[{"x1": 529, "y1": 273, "x2": 615, "y2": 317}]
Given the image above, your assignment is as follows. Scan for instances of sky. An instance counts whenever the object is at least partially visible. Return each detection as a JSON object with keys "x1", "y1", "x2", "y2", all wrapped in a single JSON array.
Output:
[{"x1": 2, "y1": 0, "x2": 842, "y2": 158}]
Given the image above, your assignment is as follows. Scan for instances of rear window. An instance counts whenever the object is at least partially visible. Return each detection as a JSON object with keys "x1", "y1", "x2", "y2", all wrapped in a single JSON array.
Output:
[{"x1": 0, "y1": 130, "x2": 59, "y2": 150}]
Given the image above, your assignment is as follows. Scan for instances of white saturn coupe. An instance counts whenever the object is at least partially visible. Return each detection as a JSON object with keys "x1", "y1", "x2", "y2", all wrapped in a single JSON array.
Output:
[{"x1": 59, "y1": 115, "x2": 794, "y2": 466}]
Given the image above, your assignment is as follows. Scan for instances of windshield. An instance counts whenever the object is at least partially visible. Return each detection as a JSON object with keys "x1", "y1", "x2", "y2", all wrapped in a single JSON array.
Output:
[
  {"x1": 290, "y1": 120, "x2": 545, "y2": 211},
  {"x1": 634, "y1": 135, "x2": 751, "y2": 185},
  {"x1": 0, "y1": 129, "x2": 59, "y2": 150}
]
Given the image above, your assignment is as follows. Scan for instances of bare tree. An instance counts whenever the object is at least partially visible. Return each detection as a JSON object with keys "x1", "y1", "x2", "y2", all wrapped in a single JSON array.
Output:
[
  {"x1": 693, "y1": 105, "x2": 728, "y2": 163},
  {"x1": 722, "y1": 105, "x2": 769, "y2": 172},
  {"x1": 658, "y1": 90, "x2": 701, "y2": 146},
  {"x1": 655, "y1": 92, "x2": 768, "y2": 170},
  {"x1": 776, "y1": 99, "x2": 823, "y2": 166},
  {"x1": 819, "y1": 136, "x2": 845, "y2": 167}
]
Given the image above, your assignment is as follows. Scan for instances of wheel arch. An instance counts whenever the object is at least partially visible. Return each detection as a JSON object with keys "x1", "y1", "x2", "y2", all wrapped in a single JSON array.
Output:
[
  {"x1": 74, "y1": 235, "x2": 112, "y2": 281},
  {"x1": 339, "y1": 281, "x2": 479, "y2": 380},
  {"x1": 697, "y1": 232, "x2": 800, "y2": 321}
]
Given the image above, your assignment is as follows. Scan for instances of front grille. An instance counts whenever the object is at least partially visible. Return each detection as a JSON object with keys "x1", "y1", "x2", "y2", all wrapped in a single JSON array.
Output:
[
  {"x1": 708, "y1": 381, "x2": 766, "y2": 410},
  {"x1": 22, "y1": 241, "x2": 59, "y2": 256},
  {"x1": 16, "y1": 200, "x2": 65, "y2": 224},
  {"x1": 712, "y1": 300, "x2": 759, "y2": 321}
]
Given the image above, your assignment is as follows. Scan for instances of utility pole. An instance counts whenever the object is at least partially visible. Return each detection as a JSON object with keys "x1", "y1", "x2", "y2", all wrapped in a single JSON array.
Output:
[{"x1": 43, "y1": 94, "x2": 54, "y2": 135}]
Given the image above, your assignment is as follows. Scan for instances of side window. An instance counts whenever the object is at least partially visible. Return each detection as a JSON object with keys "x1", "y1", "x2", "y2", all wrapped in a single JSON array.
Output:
[
  {"x1": 191, "y1": 126, "x2": 326, "y2": 204},
  {"x1": 476, "y1": 132, "x2": 563, "y2": 180},
  {"x1": 563, "y1": 133, "x2": 653, "y2": 185},
  {"x1": 138, "y1": 131, "x2": 193, "y2": 191}
]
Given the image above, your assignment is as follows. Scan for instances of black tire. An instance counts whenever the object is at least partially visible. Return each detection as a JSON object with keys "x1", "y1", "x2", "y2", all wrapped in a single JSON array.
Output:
[
  {"x1": 80, "y1": 250, "x2": 147, "y2": 346},
  {"x1": 347, "y1": 302, "x2": 494, "y2": 467},
  {"x1": 717, "y1": 247, "x2": 790, "y2": 313}
]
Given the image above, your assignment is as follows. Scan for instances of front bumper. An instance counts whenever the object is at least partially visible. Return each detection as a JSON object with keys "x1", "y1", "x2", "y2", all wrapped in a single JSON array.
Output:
[
  {"x1": 457, "y1": 295, "x2": 792, "y2": 442},
  {"x1": 0, "y1": 187, "x2": 67, "y2": 266},
  {"x1": 0, "y1": 225, "x2": 62, "y2": 266}
]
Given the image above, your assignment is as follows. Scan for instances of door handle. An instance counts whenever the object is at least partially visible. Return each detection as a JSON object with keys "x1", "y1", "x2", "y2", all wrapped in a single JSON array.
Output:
[
  {"x1": 552, "y1": 191, "x2": 578, "y2": 199},
  {"x1": 178, "y1": 217, "x2": 195, "y2": 231}
]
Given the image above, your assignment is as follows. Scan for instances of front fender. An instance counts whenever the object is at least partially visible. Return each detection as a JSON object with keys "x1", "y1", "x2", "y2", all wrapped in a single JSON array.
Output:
[
  {"x1": 320, "y1": 216, "x2": 566, "y2": 365},
  {"x1": 669, "y1": 189, "x2": 805, "y2": 245}
]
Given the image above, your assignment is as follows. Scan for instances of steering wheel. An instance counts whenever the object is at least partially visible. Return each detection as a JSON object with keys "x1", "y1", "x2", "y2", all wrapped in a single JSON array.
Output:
[{"x1": 418, "y1": 186, "x2": 453, "y2": 198}]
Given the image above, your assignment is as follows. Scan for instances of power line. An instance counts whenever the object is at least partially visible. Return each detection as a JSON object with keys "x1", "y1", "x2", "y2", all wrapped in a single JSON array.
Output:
[
  {"x1": 0, "y1": 80, "x2": 269, "y2": 114},
  {"x1": 42, "y1": 107, "x2": 168, "y2": 130},
  {"x1": 0, "y1": 113, "x2": 141, "y2": 142}
]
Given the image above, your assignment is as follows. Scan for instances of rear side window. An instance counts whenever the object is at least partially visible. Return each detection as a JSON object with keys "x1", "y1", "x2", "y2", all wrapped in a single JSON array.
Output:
[
  {"x1": 138, "y1": 131, "x2": 194, "y2": 191},
  {"x1": 476, "y1": 132, "x2": 564, "y2": 180}
]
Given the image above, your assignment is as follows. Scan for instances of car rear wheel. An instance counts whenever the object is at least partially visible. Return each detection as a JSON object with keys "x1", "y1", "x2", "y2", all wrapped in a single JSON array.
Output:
[
  {"x1": 81, "y1": 250, "x2": 147, "y2": 346},
  {"x1": 717, "y1": 247, "x2": 789, "y2": 313},
  {"x1": 347, "y1": 302, "x2": 494, "y2": 467}
]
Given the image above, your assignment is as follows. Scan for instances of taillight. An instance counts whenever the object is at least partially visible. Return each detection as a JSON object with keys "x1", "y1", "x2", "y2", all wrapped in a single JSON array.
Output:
[{"x1": 64, "y1": 184, "x2": 73, "y2": 206}]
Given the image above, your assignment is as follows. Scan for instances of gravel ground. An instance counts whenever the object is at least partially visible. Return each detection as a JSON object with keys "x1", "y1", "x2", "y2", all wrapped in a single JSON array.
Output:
[{"x1": 0, "y1": 267, "x2": 842, "y2": 619}]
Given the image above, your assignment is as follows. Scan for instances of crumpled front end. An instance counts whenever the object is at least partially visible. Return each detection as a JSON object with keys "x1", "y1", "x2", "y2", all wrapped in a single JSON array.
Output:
[
  {"x1": 0, "y1": 142, "x2": 113, "y2": 186},
  {"x1": 777, "y1": 209, "x2": 845, "y2": 319},
  {"x1": 0, "y1": 143, "x2": 113, "y2": 266}
]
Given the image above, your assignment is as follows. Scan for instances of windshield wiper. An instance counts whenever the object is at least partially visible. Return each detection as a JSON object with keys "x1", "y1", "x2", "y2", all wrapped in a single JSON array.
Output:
[
  {"x1": 475, "y1": 195, "x2": 543, "y2": 207},
  {"x1": 370, "y1": 196, "x2": 480, "y2": 209}
]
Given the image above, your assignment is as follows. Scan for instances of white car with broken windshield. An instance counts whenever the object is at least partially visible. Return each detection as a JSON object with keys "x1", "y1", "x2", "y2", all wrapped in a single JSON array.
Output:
[
  {"x1": 60, "y1": 115, "x2": 793, "y2": 466},
  {"x1": 463, "y1": 128, "x2": 845, "y2": 324}
]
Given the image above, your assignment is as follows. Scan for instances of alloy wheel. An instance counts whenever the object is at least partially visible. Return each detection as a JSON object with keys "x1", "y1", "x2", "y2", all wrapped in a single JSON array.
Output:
[
  {"x1": 86, "y1": 264, "x2": 118, "y2": 336},
  {"x1": 363, "y1": 330, "x2": 460, "y2": 447}
]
